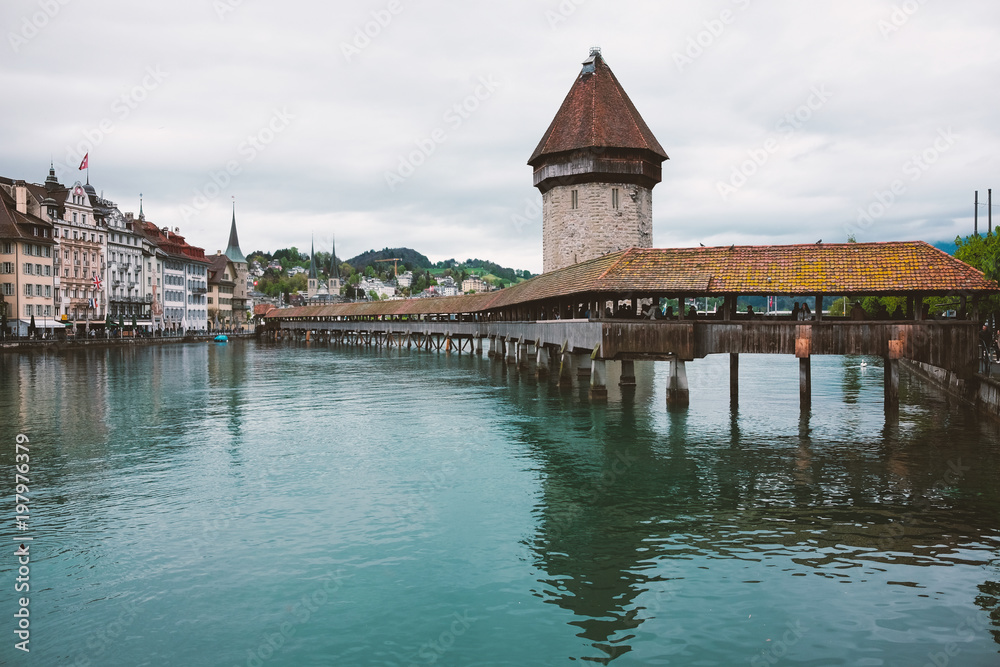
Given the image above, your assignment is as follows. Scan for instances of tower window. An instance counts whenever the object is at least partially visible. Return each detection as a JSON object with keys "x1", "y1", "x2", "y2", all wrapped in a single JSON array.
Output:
[
  {"x1": 612, "y1": 188, "x2": 620, "y2": 209},
  {"x1": 571, "y1": 190, "x2": 579, "y2": 210}
]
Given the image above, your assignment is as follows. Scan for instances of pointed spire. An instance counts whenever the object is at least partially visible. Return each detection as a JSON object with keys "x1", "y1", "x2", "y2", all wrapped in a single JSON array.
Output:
[
  {"x1": 139, "y1": 193, "x2": 144, "y2": 221},
  {"x1": 224, "y1": 199, "x2": 247, "y2": 263},
  {"x1": 330, "y1": 234, "x2": 337, "y2": 278},
  {"x1": 308, "y1": 235, "x2": 318, "y2": 279}
]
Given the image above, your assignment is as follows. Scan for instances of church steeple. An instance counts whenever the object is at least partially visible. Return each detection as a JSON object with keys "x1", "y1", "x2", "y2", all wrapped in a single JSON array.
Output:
[
  {"x1": 308, "y1": 235, "x2": 318, "y2": 279},
  {"x1": 329, "y1": 234, "x2": 337, "y2": 278},
  {"x1": 307, "y1": 235, "x2": 319, "y2": 298},
  {"x1": 224, "y1": 202, "x2": 247, "y2": 264}
]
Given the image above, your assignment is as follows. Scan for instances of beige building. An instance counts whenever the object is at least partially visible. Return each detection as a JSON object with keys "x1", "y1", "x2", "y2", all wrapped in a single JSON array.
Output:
[
  {"x1": 529, "y1": 49, "x2": 668, "y2": 273},
  {"x1": 462, "y1": 275, "x2": 488, "y2": 294},
  {"x1": 207, "y1": 252, "x2": 236, "y2": 330},
  {"x1": 0, "y1": 181, "x2": 57, "y2": 337}
]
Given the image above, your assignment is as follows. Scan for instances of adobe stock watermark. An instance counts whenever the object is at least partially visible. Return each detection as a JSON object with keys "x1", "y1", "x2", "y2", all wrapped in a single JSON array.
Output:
[
  {"x1": 52, "y1": 65, "x2": 169, "y2": 175},
  {"x1": 384, "y1": 75, "x2": 501, "y2": 191},
  {"x1": 673, "y1": 0, "x2": 753, "y2": 72},
  {"x1": 213, "y1": 0, "x2": 247, "y2": 20},
  {"x1": 67, "y1": 598, "x2": 144, "y2": 667},
  {"x1": 234, "y1": 569, "x2": 348, "y2": 667},
  {"x1": 716, "y1": 85, "x2": 833, "y2": 202},
  {"x1": 919, "y1": 611, "x2": 992, "y2": 667},
  {"x1": 845, "y1": 127, "x2": 958, "y2": 239},
  {"x1": 340, "y1": 0, "x2": 404, "y2": 63},
  {"x1": 545, "y1": 0, "x2": 588, "y2": 30},
  {"x1": 8, "y1": 0, "x2": 72, "y2": 53},
  {"x1": 749, "y1": 620, "x2": 809, "y2": 666},
  {"x1": 179, "y1": 108, "x2": 295, "y2": 222},
  {"x1": 878, "y1": 0, "x2": 930, "y2": 39},
  {"x1": 407, "y1": 610, "x2": 476, "y2": 666},
  {"x1": 511, "y1": 196, "x2": 542, "y2": 233}
]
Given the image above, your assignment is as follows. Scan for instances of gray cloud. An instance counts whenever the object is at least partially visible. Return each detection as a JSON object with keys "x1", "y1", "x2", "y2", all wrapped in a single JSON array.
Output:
[{"x1": 2, "y1": 0, "x2": 998, "y2": 273}]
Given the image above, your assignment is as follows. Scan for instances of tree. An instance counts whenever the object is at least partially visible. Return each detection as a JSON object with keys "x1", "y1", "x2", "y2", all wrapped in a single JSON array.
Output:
[{"x1": 955, "y1": 231, "x2": 1000, "y2": 319}]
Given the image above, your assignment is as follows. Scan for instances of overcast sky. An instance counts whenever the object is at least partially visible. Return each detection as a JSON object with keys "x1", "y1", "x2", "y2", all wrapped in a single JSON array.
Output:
[{"x1": 2, "y1": 0, "x2": 998, "y2": 273}]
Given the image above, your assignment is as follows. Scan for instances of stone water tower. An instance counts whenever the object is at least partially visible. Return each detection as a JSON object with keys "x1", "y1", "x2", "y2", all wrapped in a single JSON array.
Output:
[{"x1": 529, "y1": 49, "x2": 668, "y2": 273}]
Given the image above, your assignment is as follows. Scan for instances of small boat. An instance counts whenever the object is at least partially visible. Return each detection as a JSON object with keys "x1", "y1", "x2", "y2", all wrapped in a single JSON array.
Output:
[{"x1": 214, "y1": 334, "x2": 229, "y2": 343}]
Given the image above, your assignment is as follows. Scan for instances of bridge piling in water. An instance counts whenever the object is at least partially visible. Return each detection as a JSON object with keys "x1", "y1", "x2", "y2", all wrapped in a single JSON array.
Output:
[
  {"x1": 619, "y1": 359, "x2": 636, "y2": 387},
  {"x1": 590, "y1": 359, "x2": 608, "y2": 399},
  {"x1": 667, "y1": 358, "x2": 689, "y2": 407},
  {"x1": 536, "y1": 346, "x2": 550, "y2": 377},
  {"x1": 730, "y1": 353, "x2": 739, "y2": 406}
]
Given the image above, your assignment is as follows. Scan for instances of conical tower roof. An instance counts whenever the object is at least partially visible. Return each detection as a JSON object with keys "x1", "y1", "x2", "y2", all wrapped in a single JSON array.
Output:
[
  {"x1": 529, "y1": 50, "x2": 667, "y2": 165},
  {"x1": 225, "y1": 204, "x2": 247, "y2": 264}
]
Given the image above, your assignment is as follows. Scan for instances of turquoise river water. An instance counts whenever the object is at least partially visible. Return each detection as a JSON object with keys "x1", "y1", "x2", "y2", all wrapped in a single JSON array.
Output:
[{"x1": 1, "y1": 340, "x2": 999, "y2": 666}]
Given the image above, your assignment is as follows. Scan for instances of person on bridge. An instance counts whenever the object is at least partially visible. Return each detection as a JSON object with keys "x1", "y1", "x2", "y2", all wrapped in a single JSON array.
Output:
[
  {"x1": 801, "y1": 302, "x2": 812, "y2": 320},
  {"x1": 791, "y1": 302, "x2": 800, "y2": 321}
]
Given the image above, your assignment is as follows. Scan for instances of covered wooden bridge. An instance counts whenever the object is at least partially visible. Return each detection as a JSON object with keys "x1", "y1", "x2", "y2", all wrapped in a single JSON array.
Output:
[{"x1": 263, "y1": 241, "x2": 998, "y2": 408}]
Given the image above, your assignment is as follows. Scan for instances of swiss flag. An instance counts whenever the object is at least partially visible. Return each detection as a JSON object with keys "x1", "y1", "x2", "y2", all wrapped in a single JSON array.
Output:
[{"x1": 79, "y1": 153, "x2": 88, "y2": 170}]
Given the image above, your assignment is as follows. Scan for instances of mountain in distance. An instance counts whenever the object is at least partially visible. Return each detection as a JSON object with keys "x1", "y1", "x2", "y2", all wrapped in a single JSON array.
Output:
[
  {"x1": 344, "y1": 248, "x2": 432, "y2": 272},
  {"x1": 344, "y1": 247, "x2": 533, "y2": 281}
]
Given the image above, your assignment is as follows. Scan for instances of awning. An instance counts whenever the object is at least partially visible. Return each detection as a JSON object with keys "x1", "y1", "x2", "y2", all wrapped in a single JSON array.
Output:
[{"x1": 16, "y1": 318, "x2": 71, "y2": 329}]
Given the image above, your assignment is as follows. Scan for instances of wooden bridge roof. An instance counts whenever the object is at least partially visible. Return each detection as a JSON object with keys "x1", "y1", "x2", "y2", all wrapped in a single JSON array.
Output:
[{"x1": 267, "y1": 241, "x2": 997, "y2": 320}]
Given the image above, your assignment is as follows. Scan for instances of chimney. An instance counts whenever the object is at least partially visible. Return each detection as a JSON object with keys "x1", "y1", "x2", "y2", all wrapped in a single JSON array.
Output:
[{"x1": 13, "y1": 181, "x2": 28, "y2": 214}]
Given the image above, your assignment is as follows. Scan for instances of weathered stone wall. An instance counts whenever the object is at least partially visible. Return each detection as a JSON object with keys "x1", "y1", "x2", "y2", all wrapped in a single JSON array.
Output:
[{"x1": 542, "y1": 182, "x2": 652, "y2": 273}]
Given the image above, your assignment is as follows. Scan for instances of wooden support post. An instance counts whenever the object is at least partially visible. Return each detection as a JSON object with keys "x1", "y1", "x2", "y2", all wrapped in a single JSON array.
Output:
[
  {"x1": 536, "y1": 346, "x2": 550, "y2": 377},
  {"x1": 487, "y1": 336, "x2": 496, "y2": 358},
  {"x1": 666, "y1": 357, "x2": 689, "y2": 407},
  {"x1": 445, "y1": 335, "x2": 452, "y2": 353},
  {"x1": 576, "y1": 353, "x2": 591, "y2": 378},
  {"x1": 814, "y1": 293, "x2": 823, "y2": 321},
  {"x1": 730, "y1": 353, "x2": 739, "y2": 405},
  {"x1": 475, "y1": 335, "x2": 483, "y2": 355},
  {"x1": 590, "y1": 358, "x2": 608, "y2": 399},
  {"x1": 506, "y1": 338, "x2": 517, "y2": 365},
  {"x1": 305, "y1": 330, "x2": 311, "y2": 342},
  {"x1": 517, "y1": 340, "x2": 528, "y2": 368},
  {"x1": 619, "y1": 359, "x2": 636, "y2": 386},
  {"x1": 884, "y1": 356, "x2": 899, "y2": 410},
  {"x1": 799, "y1": 357, "x2": 811, "y2": 408},
  {"x1": 796, "y1": 328, "x2": 811, "y2": 408}
]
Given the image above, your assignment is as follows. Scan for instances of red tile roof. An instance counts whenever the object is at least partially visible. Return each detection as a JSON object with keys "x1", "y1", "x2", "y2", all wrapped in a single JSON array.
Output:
[
  {"x1": 267, "y1": 241, "x2": 998, "y2": 320},
  {"x1": 528, "y1": 52, "x2": 667, "y2": 165}
]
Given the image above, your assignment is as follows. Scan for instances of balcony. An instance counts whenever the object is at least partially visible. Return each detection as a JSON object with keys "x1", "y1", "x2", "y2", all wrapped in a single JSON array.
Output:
[{"x1": 191, "y1": 286, "x2": 208, "y2": 295}]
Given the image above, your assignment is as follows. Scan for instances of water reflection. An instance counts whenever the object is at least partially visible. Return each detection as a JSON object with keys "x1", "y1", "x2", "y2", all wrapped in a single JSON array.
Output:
[{"x1": 508, "y1": 357, "x2": 1000, "y2": 663}]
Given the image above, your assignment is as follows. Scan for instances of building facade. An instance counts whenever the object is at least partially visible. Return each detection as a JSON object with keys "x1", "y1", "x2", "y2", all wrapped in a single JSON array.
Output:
[
  {"x1": 529, "y1": 49, "x2": 668, "y2": 273},
  {"x1": 0, "y1": 182, "x2": 57, "y2": 337},
  {"x1": 104, "y1": 204, "x2": 153, "y2": 330}
]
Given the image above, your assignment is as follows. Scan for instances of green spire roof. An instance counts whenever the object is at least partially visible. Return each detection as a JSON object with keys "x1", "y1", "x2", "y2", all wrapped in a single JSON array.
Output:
[{"x1": 225, "y1": 204, "x2": 247, "y2": 264}]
